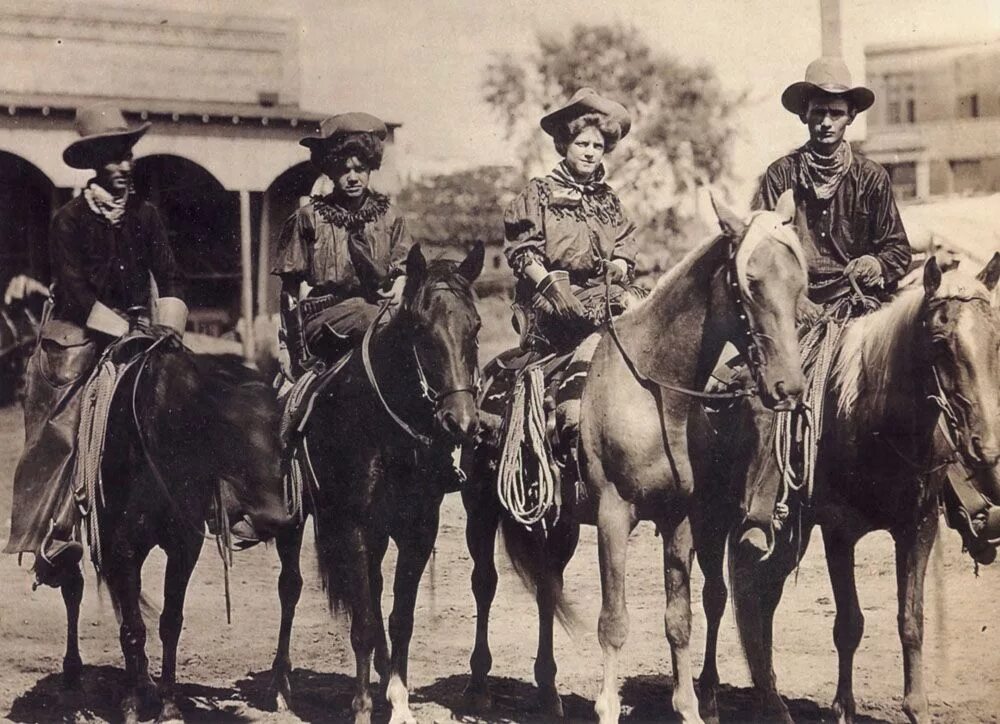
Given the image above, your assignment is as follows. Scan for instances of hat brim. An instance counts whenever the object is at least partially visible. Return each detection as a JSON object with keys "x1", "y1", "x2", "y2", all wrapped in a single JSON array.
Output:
[
  {"x1": 299, "y1": 127, "x2": 389, "y2": 150},
  {"x1": 781, "y1": 82, "x2": 874, "y2": 116},
  {"x1": 63, "y1": 123, "x2": 151, "y2": 169},
  {"x1": 540, "y1": 98, "x2": 632, "y2": 140}
]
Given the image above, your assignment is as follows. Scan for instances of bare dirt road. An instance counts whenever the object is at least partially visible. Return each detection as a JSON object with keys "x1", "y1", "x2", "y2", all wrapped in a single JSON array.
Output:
[{"x1": 1, "y1": 400, "x2": 998, "y2": 723}]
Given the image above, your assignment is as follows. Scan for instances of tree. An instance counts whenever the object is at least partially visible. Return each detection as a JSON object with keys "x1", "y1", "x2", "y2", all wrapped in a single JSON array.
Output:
[{"x1": 484, "y1": 23, "x2": 743, "y2": 259}]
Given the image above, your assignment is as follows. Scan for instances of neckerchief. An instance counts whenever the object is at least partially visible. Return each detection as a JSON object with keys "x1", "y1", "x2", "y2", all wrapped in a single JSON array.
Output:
[
  {"x1": 83, "y1": 181, "x2": 130, "y2": 227},
  {"x1": 546, "y1": 161, "x2": 610, "y2": 208},
  {"x1": 797, "y1": 141, "x2": 853, "y2": 201}
]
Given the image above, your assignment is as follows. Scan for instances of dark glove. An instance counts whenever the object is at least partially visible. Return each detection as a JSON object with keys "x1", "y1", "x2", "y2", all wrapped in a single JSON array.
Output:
[
  {"x1": 534, "y1": 270, "x2": 586, "y2": 320},
  {"x1": 280, "y1": 292, "x2": 309, "y2": 378},
  {"x1": 843, "y1": 255, "x2": 884, "y2": 289}
]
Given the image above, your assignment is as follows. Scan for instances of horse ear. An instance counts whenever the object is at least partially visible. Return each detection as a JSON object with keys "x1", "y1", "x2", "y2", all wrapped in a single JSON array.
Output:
[
  {"x1": 403, "y1": 244, "x2": 427, "y2": 300},
  {"x1": 923, "y1": 256, "x2": 942, "y2": 298},
  {"x1": 710, "y1": 192, "x2": 746, "y2": 237},
  {"x1": 773, "y1": 189, "x2": 796, "y2": 224},
  {"x1": 457, "y1": 241, "x2": 485, "y2": 283},
  {"x1": 976, "y1": 252, "x2": 1000, "y2": 291}
]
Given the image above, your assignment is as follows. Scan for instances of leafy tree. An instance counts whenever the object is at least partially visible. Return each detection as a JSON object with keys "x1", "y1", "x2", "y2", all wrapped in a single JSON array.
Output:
[{"x1": 484, "y1": 23, "x2": 743, "y2": 256}]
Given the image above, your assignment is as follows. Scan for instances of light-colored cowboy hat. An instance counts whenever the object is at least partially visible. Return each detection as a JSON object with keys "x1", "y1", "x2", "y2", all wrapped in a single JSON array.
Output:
[
  {"x1": 540, "y1": 87, "x2": 632, "y2": 140},
  {"x1": 63, "y1": 102, "x2": 151, "y2": 169},
  {"x1": 781, "y1": 57, "x2": 875, "y2": 116},
  {"x1": 299, "y1": 112, "x2": 388, "y2": 149}
]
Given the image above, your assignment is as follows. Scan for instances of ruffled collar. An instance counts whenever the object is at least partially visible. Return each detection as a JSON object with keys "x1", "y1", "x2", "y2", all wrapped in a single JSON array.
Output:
[
  {"x1": 545, "y1": 161, "x2": 611, "y2": 208},
  {"x1": 311, "y1": 191, "x2": 391, "y2": 228}
]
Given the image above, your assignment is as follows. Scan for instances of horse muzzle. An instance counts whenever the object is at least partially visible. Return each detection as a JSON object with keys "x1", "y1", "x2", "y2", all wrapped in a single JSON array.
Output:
[{"x1": 435, "y1": 394, "x2": 478, "y2": 443}]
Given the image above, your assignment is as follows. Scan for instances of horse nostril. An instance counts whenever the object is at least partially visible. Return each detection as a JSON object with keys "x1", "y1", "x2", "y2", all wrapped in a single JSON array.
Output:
[{"x1": 775, "y1": 381, "x2": 788, "y2": 399}]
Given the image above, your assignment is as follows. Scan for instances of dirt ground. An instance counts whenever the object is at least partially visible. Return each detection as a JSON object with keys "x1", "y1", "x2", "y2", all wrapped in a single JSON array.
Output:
[{"x1": 1, "y1": 385, "x2": 999, "y2": 723}]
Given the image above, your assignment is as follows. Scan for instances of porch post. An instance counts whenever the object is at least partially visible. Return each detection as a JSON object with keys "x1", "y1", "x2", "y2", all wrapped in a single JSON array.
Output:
[{"x1": 239, "y1": 189, "x2": 256, "y2": 361}]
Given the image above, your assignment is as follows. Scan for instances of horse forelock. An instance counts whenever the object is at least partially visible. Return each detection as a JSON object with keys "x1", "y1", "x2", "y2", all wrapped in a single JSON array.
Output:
[
  {"x1": 832, "y1": 269, "x2": 992, "y2": 420},
  {"x1": 735, "y1": 210, "x2": 808, "y2": 303},
  {"x1": 410, "y1": 259, "x2": 478, "y2": 321}
]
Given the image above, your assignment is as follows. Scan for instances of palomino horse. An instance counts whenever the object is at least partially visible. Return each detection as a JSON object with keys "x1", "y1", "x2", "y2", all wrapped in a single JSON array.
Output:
[
  {"x1": 461, "y1": 191, "x2": 808, "y2": 723},
  {"x1": 694, "y1": 255, "x2": 1000, "y2": 723},
  {"x1": 267, "y1": 243, "x2": 484, "y2": 724},
  {"x1": 59, "y1": 334, "x2": 291, "y2": 723}
]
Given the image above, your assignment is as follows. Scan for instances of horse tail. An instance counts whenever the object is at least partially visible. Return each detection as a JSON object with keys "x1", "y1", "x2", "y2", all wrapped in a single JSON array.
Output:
[{"x1": 498, "y1": 514, "x2": 580, "y2": 632}]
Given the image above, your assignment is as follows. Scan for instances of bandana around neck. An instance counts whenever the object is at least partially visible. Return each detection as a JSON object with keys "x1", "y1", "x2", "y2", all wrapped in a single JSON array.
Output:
[
  {"x1": 84, "y1": 181, "x2": 130, "y2": 226},
  {"x1": 546, "y1": 161, "x2": 610, "y2": 207},
  {"x1": 797, "y1": 141, "x2": 853, "y2": 201}
]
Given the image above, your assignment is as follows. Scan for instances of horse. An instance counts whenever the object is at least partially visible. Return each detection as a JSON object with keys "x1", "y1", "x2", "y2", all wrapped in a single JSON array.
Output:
[
  {"x1": 461, "y1": 190, "x2": 809, "y2": 724},
  {"x1": 693, "y1": 254, "x2": 1000, "y2": 724},
  {"x1": 49, "y1": 330, "x2": 293, "y2": 723},
  {"x1": 267, "y1": 242, "x2": 485, "y2": 724}
]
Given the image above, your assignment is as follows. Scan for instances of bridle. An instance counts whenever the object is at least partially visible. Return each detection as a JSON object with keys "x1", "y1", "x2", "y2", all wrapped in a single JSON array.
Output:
[{"x1": 362, "y1": 294, "x2": 480, "y2": 446}]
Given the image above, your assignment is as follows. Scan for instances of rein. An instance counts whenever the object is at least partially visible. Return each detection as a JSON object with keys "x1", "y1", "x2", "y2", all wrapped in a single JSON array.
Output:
[{"x1": 602, "y1": 234, "x2": 760, "y2": 401}]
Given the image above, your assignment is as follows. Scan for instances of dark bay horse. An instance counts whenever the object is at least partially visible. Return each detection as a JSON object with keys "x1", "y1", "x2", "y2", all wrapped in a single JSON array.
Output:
[
  {"x1": 694, "y1": 255, "x2": 1000, "y2": 724},
  {"x1": 268, "y1": 243, "x2": 484, "y2": 724},
  {"x1": 461, "y1": 192, "x2": 808, "y2": 723},
  {"x1": 61, "y1": 334, "x2": 292, "y2": 723}
]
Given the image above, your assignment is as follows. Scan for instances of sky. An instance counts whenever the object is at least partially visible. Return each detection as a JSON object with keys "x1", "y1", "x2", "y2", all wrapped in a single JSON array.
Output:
[{"x1": 111, "y1": 0, "x2": 1000, "y2": 201}]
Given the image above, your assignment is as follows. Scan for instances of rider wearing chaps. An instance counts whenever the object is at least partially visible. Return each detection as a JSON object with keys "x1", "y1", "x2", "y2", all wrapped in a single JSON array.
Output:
[
  {"x1": 4, "y1": 103, "x2": 187, "y2": 586},
  {"x1": 272, "y1": 113, "x2": 413, "y2": 380},
  {"x1": 734, "y1": 58, "x2": 912, "y2": 555}
]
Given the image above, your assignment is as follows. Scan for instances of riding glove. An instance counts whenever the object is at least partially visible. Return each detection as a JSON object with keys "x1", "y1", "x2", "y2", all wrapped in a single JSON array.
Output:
[
  {"x1": 534, "y1": 270, "x2": 586, "y2": 320},
  {"x1": 843, "y1": 255, "x2": 884, "y2": 289}
]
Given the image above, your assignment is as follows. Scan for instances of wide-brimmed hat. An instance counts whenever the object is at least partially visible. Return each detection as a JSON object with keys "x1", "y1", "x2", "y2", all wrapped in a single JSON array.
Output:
[
  {"x1": 781, "y1": 57, "x2": 875, "y2": 116},
  {"x1": 540, "y1": 88, "x2": 632, "y2": 140},
  {"x1": 62, "y1": 103, "x2": 151, "y2": 169},
  {"x1": 299, "y1": 112, "x2": 388, "y2": 150}
]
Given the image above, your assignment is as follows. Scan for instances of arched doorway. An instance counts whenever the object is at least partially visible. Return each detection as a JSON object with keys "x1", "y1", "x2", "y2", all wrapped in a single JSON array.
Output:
[
  {"x1": 0, "y1": 151, "x2": 57, "y2": 288},
  {"x1": 259, "y1": 162, "x2": 318, "y2": 316},
  {"x1": 133, "y1": 154, "x2": 240, "y2": 335}
]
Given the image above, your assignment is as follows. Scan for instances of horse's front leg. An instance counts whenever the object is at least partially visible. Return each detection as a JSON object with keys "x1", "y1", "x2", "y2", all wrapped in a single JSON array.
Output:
[
  {"x1": 461, "y1": 470, "x2": 501, "y2": 712},
  {"x1": 270, "y1": 520, "x2": 305, "y2": 712},
  {"x1": 823, "y1": 525, "x2": 864, "y2": 724},
  {"x1": 594, "y1": 488, "x2": 633, "y2": 724},
  {"x1": 343, "y1": 517, "x2": 377, "y2": 724},
  {"x1": 691, "y1": 504, "x2": 728, "y2": 724},
  {"x1": 60, "y1": 565, "x2": 85, "y2": 689},
  {"x1": 894, "y1": 510, "x2": 938, "y2": 723},
  {"x1": 660, "y1": 515, "x2": 704, "y2": 724},
  {"x1": 156, "y1": 534, "x2": 202, "y2": 723},
  {"x1": 385, "y1": 496, "x2": 441, "y2": 724},
  {"x1": 107, "y1": 544, "x2": 155, "y2": 724}
]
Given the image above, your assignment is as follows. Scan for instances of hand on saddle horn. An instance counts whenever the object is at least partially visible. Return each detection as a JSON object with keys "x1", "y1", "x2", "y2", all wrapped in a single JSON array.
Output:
[
  {"x1": 797, "y1": 295, "x2": 823, "y2": 326},
  {"x1": 603, "y1": 258, "x2": 630, "y2": 285},
  {"x1": 534, "y1": 270, "x2": 586, "y2": 321},
  {"x1": 843, "y1": 255, "x2": 884, "y2": 290},
  {"x1": 377, "y1": 274, "x2": 407, "y2": 307}
]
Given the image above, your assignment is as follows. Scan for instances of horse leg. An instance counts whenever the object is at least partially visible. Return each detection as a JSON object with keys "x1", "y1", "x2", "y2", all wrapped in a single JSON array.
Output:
[
  {"x1": 107, "y1": 547, "x2": 154, "y2": 724},
  {"x1": 60, "y1": 565, "x2": 84, "y2": 689},
  {"x1": 692, "y1": 511, "x2": 727, "y2": 723},
  {"x1": 345, "y1": 521, "x2": 376, "y2": 724},
  {"x1": 270, "y1": 521, "x2": 305, "y2": 711},
  {"x1": 824, "y1": 527, "x2": 864, "y2": 724},
  {"x1": 461, "y1": 481, "x2": 501, "y2": 711},
  {"x1": 370, "y1": 527, "x2": 391, "y2": 685},
  {"x1": 156, "y1": 536, "x2": 201, "y2": 723},
  {"x1": 895, "y1": 512, "x2": 938, "y2": 723},
  {"x1": 534, "y1": 519, "x2": 579, "y2": 717},
  {"x1": 594, "y1": 491, "x2": 632, "y2": 724},
  {"x1": 385, "y1": 500, "x2": 440, "y2": 724},
  {"x1": 659, "y1": 516, "x2": 704, "y2": 724}
]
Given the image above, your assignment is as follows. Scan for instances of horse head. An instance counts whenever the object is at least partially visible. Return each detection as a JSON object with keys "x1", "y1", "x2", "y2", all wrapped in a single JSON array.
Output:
[
  {"x1": 400, "y1": 241, "x2": 484, "y2": 443},
  {"x1": 922, "y1": 253, "x2": 1000, "y2": 501},
  {"x1": 714, "y1": 190, "x2": 807, "y2": 410}
]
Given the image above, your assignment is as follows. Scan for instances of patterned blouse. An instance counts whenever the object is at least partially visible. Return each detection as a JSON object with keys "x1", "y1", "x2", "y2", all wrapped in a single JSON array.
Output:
[{"x1": 272, "y1": 191, "x2": 413, "y2": 299}]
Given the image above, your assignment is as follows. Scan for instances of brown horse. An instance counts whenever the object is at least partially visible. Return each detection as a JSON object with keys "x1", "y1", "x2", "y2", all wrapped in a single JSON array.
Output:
[
  {"x1": 461, "y1": 191, "x2": 808, "y2": 723},
  {"x1": 694, "y1": 255, "x2": 1000, "y2": 723},
  {"x1": 267, "y1": 243, "x2": 484, "y2": 724}
]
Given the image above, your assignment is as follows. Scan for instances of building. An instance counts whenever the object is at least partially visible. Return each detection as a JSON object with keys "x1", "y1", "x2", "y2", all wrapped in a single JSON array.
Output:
[
  {"x1": 0, "y1": 1, "x2": 400, "y2": 358},
  {"x1": 863, "y1": 35, "x2": 1000, "y2": 200}
]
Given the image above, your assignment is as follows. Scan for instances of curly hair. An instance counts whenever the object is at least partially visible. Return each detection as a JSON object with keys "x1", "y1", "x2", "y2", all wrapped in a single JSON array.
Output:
[
  {"x1": 311, "y1": 132, "x2": 384, "y2": 172},
  {"x1": 553, "y1": 113, "x2": 622, "y2": 156}
]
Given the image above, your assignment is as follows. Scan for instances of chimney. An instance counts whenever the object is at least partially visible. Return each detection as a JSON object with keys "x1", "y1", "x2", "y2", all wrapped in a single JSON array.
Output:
[{"x1": 820, "y1": 0, "x2": 843, "y2": 57}]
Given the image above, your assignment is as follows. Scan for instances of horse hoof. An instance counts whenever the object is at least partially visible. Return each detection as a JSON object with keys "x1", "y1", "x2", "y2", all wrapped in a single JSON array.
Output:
[
  {"x1": 62, "y1": 660, "x2": 82, "y2": 690},
  {"x1": 156, "y1": 701, "x2": 185, "y2": 723},
  {"x1": 388, "y1": 709, "x2": 417, "y2": 724},
  {"x1": 270, "y1": 675, "x2": 292, "y2": 712},
  {"x1": 537, "y1": 687, "x2": 564, "y2": 718},
  {"x1": 462, "y1": 684, "x2": 493, "y2": 713}
]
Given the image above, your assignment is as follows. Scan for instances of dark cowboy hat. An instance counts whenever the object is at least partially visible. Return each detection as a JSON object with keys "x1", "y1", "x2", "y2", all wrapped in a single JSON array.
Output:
[
  {"x1": 781, "y1": 57, "x2": 875, "y2": 116},
  {"x1": 63, "y1": 103, "x2": 151, "y2": 169},
  {"x1": 540, "y1": 87, "x2": 632, "y2": 140},
  {"x1": 299, "y1": 112, "x2": 388, "y2": 150}
]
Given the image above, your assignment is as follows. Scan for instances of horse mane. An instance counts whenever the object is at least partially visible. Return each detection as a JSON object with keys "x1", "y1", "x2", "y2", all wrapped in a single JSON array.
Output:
[{"x1": 832, "y1": 270, "x2": 992, "y2": 420}]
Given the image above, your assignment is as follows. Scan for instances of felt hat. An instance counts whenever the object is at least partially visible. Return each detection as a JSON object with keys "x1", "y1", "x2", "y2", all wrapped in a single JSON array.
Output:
[
  {"x1": 63, "y1": 102, "x2": 151, "y2": 169},
  {"x1": 781, "y1": 57, "x2": 875, "y2": 115},
  {"x1": 299, "y1": 112, "x2": 388, "y2": 149},
  {"x1": 540, "y1": 87, "x2": 632, "y2": 140}
]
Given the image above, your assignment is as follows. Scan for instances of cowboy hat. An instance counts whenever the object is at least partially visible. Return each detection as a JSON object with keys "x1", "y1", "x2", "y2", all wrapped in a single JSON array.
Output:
[
  {"x1": 299, "y1": 112, "x2": 388, "y2": 149},
  {"x1": 781, "y1": 57, "x2": 875, "y2": 116},
  {"x1": 540, "y1": 87, "x2": 632, "y2": 140},
  {"x1": 62, "y1": 103, "x2": 151, "y2": 169}
]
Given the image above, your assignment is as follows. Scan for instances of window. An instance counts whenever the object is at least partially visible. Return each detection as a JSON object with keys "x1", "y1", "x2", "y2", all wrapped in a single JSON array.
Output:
[
  {"x1": 883, "y1": 73, "x2": 916, "y2": 125},
  {"x1": 888, "y1": 101, "x2": 901, "y2": 125},
  {"x1": 951, "y1": 159, "x2": 983, "y2": 193},
  {"x1": 957, "y1": 93, "x2": 980, "y2": 119},
  {"x1": 885, "y1": 162, "x2": 917, "y2": 200},
  {"x1": 906, "y1": 99, "x2": 916, "y2": 123}
]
